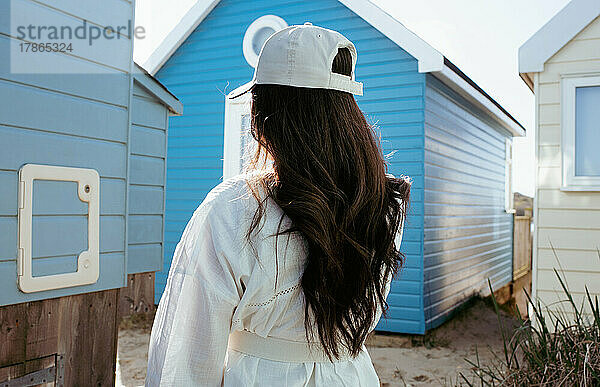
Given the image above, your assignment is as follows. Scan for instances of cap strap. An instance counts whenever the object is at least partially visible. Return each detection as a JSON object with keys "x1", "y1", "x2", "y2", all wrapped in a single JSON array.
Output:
[{"x1": 329, "y1": 73, "x2": 363, "y2": 96}]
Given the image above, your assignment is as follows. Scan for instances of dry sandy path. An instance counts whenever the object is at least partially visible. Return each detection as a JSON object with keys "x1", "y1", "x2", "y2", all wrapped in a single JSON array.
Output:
[{"x1": 116, "y1": 299, "x2": 518, "y2": 386}]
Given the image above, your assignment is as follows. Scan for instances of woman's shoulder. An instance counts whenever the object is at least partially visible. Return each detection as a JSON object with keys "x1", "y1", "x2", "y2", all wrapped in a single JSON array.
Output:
[{"x1": 196, "y1": 172, "x2": 270, "y2": 224}]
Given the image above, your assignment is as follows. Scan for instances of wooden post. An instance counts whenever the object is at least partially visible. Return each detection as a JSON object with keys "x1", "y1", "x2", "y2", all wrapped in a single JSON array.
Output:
[
  {"x1": 512, "y1": 214, "x2": 533, "y2": 318},
  {"x1": 118, "y1": 272, "x2": 156, "y2": 319},
  {"x1": 513, "y1": 215, "x2": 532, "y2": 280}
]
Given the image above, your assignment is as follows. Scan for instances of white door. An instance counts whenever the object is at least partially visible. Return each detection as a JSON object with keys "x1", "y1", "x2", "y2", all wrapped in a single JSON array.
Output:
[{"x1": 223, "y1": 93, "x2": 253, "y2": 179}]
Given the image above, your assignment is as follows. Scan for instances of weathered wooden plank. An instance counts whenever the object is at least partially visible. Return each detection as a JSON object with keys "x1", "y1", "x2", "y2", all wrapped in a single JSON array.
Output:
[
  {"x1": 513, "y1": 216, "x2": 532, "y2": 280},
  {"x1": 56, "y1": 290, "x2": 119, "y2": 386},
  {"x1": 0, "y1": 289, "x2": 119, "y2": 386},
  {"x1": 118, "y1": 272, "x2": 155, "y2": 318},
  {"x1": 0, "y1": 303, "x2": 27, "y2": 366}
]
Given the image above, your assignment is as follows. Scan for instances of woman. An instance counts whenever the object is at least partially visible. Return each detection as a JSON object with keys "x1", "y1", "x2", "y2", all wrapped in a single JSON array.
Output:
[{"x1": 146, "y1": 24, "x2": 410, "y2": 386}]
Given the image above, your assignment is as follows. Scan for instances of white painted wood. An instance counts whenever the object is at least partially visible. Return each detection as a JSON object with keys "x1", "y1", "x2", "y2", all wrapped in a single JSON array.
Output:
[
  {"x1": 537, "y1": 248, "x2": 600, "y2": 271},
  {"x1": 548, "y1": 38, "x2": 600, "y2": 64},
  {"x1": 530, "y1": 19, "x2": 600, "y2": 317},
  {"x1": 561, "y1": 75, "x2": 600, "y2": 190},
  {"x1": 537, "y1": 228, "x2": 600, "y2": 251},
  {"x1": 538, "y1": 208, "x2": 600, "y2": 229},
  {"x1": 504, "y1": 139, "x2": 514, "y2": 212},
  {"x1": 519, "y1": 0, "x2": 600, "y2": 73},
  {"x1": 537, "y1": 269, "x2": 600, "y2": 294},
  {"x1": 223, "y1": 92, "x2": 252, "y2": 180},
  {"x1": 538, "y1": 188, "x2": 600, "y2": 209},
  {"x1": 537, "y1": 290, "x2": 599, "y2": 316}
]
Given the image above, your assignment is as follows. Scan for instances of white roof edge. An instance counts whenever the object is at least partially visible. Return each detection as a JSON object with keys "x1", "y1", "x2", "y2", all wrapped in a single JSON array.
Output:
[
  {"x1": 144, "y1": 0, "x2": 444, "y2": 75},
  {"x1": 519, "y1": 0, "x2": 600, "y2": 74},
  {"x1": 133, "y1": 63, "x2": 183, "y2": 115},
  {"x1": 143, "y1": 0, "x2": 522, "y2": 134},
  {"x1": 434, "y1": 65, "x2": 526, "y2": 137},
  {"x1": 336, "y1": 0, "x2": 444, "y2": 72},
  {"x1": 145, "y1": 0, "x2": 221, "y2": 75}
]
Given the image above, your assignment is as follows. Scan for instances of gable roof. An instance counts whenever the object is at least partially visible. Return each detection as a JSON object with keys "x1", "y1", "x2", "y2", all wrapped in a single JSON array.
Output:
[
  {"x1": 519, "y1": 0, "x2": 600, "y2": 90},
  {"x1": 144, "y1": 0, "x2": 525, "y2": 136},
  {"x1": 133, "y1": 63, "x2": 183, "y2": 115}
]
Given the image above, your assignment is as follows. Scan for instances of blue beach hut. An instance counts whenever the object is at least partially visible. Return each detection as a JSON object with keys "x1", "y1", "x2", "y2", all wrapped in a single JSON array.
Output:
[
  {"x1": 0, "y1": 0, "x2": 181, "y2": 380},
  {"x1": 146, "y1": 0, "x2": 525, "y2": 334},
  {"x1": 0, "y1": 54, "x2": 181, "y2": 307}
]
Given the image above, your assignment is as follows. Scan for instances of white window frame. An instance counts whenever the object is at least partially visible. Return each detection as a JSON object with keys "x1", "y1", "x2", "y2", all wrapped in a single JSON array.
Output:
[
  {"x1": 242, "y1": 15, "x2": 288, "y2": 68},
  {"x1": 223, "y1": 92, "x2": 252, "y2": 179},
  {"x1": 561, "y1": 74, "x2": 600, "y2": 191},
  {"x1": 505, "y1": 138, "x2": 515, "y2": 213}
]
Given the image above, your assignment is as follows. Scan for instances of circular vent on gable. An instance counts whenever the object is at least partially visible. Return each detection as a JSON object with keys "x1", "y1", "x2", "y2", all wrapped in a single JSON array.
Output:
[{"x1": 243, "y1": 15, "x2": 288, "y2": 68}]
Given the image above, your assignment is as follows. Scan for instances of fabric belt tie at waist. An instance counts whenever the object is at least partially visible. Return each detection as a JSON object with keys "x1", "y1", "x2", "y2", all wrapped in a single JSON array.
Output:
[{"x1": 227, "y1": 330, "x2": 351, "y2": 363}]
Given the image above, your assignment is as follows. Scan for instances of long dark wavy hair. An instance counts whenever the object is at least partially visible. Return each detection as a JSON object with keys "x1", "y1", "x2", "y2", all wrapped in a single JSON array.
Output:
[{"x1": 245, "y1": 47, "x2": 411, "y2": 360}]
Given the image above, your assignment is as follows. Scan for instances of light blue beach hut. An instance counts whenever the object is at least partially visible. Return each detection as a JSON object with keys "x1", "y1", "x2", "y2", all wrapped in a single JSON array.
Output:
[
  {"x1": 0, "y1": 63, "x2": 181, "y2": 307},
  {"x1": 0, "y1": 0, "x2": 181, "y2": 381},
  {"x1": 146, "y1": 0, "x2": 525, "y2": 334},
  {"x1": 1, "y1": 0, "x2": 182, "y2": 300}
]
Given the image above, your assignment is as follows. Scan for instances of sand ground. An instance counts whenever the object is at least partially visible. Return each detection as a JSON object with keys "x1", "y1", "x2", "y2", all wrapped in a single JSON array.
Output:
[{"x1": 116, "y1": 298, "x2": 518, "y2": 386}]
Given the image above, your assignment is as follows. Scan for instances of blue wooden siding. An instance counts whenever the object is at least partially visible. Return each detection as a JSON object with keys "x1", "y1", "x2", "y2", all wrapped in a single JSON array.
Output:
[
  {"x1": 0, "y1": 0, "x2": 133, "y2": 306},
  {"x1": 0, "y1": 78, "x2": 131, "y2": 306},
  {"x1": 127, "y1": 81, "x2": 169, "y2": 275},
  {"x1": 423, "y1": 75, "x2": 513, "y2": 330},
  {"x1": 155, "y1": 0, "x2": 426, "y2": 333}
]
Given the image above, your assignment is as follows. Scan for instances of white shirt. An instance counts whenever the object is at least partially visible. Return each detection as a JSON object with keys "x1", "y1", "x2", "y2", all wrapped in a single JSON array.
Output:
[{"x1": 146, "y1": 174, "x2": 402, "y2": 386}]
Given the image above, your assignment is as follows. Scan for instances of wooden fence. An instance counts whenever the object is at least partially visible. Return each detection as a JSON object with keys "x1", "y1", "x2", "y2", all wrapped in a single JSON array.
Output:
[{"x1": 513, "y1": 215, "x2": 533, "y2": 281}]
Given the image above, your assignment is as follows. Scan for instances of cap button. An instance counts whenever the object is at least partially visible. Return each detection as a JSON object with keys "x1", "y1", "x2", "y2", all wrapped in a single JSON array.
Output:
[{"x1": 304, "y1": 22, "x2": 312, "y2": 25}]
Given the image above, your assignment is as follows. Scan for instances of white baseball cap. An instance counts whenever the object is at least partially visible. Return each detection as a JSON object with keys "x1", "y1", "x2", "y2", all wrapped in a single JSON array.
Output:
[{"x1": 228, "y1": 23, "x2": 363, "y2": 99}]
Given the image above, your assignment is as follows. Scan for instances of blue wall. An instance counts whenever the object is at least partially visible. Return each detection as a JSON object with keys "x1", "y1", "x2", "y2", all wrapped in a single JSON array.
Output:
[
  {"x1": 156, "y1": 0, "x2": 426, "y2": 333},
  {"x1": 127, "y1": 80, "x2": 169, "y2": 275},
  {"x1": 423, "y1": 75, "x2": 513, "y2": 330},
  {"x1": 0, "y1": 72, "x2": 130, "y2": 306}
]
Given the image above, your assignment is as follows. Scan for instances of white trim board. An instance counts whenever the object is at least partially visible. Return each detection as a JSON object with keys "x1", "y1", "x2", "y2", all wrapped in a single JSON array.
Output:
[
  {"x1": 144, "y1": 0, "x2": 222, "y2": 75},
  {"x1": 519, "y1": 0, "x2": 600, "y2": 79},
  {"x1": 144, "y1": 0, "x2": 525, "y2": 136},
  {"x1": 144, "y1": 0, "x2": 445, "y2": 75}
]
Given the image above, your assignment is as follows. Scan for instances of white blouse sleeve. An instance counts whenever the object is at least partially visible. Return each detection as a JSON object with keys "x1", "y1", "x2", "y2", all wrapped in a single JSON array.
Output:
[{"x1": 146, "y1": 200, "x2": 241, "y2": 386}]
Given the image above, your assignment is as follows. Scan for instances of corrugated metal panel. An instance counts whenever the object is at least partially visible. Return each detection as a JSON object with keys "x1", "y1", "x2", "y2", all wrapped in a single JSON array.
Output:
[
  {"x1": 155, "y1": 0, "x2": 426, "y2": 333},
  {"x1": 423, "y1": 74, "x2": 513, "y2": 330}
]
